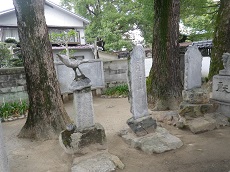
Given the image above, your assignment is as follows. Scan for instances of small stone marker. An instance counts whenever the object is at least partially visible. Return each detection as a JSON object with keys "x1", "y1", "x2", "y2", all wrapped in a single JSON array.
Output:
[
  {"x1": 0, "y1": 121, "x2": 9, "y2": 172},
  {"x1": 184, "y1": 46, "x2": 203, "y2": 90},
  {"x1": 127, "y1": 45, "x2": 156, "y2": 136}
]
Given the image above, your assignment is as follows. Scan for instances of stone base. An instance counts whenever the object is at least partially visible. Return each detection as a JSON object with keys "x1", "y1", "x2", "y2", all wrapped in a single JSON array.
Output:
[
  {"x1": 182, "y1": 88, "x2": 209, "y2": 104},
  {"x1": 179, "y1": 102, "x2": 217, "y2": 120},
  {"x1": 118, "y1": 127, "x2": 183, "y2": 154},
  {"x1": 127, "y1": 116, "x2": 157, "y2": 136},
  {"x1": 187, "y1": 113, "x2": 229, "y2": 134},
  {"x1": 211, "y1": 99, "x2": 230, "y2": 117},
  {"x1": 71, "y1": 151, "x2": 124, "y2": 172},
  {"x1": 59, "y1": 123, "x2": 106, "y2": 154}
]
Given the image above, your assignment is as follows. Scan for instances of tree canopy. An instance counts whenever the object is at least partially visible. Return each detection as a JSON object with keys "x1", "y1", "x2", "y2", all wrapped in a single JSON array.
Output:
[
  {"x1": 61, "y1": 0, "x2": 220, "y2": 50},
  {"x1": 61, "y1": 0, "x2": 142, "y2": 51}
]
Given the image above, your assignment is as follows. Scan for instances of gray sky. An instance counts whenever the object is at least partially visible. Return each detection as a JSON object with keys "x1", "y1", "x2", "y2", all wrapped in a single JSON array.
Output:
[{"x1": 0, "y1": 0, "x2": 61, "y2": 11}]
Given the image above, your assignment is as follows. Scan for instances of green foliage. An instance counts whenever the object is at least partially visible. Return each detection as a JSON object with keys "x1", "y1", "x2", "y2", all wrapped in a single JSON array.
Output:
[
  {"x1": 61, "y1": 0, "x2": 141, "y2": 51},
  {"x1": 0, "y1": 100, "x2": 28, "y2": 119},
  {"x1": 0, "y1": 43, "x2": 12, "y2": 68},
  {"x1": 50, "y1": 29, "x2": 78, "y2": 44},
  {"x1": 4, "y1": 38, "x2": 18, "y2": 44},
  {"x1": 180, "y1": 0, "x2": 219, "y2": 41},
  {"x1": 50, "y1": 29, "x2": 78, "y2": 56},
  {"x1": 104, "y1": 84, "x2": 129, "y2": 96}
]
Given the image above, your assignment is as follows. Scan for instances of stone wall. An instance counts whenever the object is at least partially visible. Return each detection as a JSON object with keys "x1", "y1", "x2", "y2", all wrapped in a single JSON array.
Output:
[
  {"x1": 0, "y1": 67, "x2": 28, "y2": 104},
  {"x1": 103, "y1": 59, "x2": 128, "y2": 88}
]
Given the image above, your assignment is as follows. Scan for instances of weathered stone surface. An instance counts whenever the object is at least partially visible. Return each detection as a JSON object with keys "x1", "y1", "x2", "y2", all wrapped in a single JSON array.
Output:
[
  {"x1": 72, "y1": 85, "x2": 95, "y2": 130},
  {"x1": 211, "y1": 99, "x2": 230, "y2": 117},
  {"x1": 184, "y1": 46, "x2": 203, "y2": 90},
  {"x1": 179, "y1": 102, "x2": 217, "y2": 119},
  {"x1": 127, "y1": 45, "x2": 149, "y2": 119},
  {"x1": 119, "y1": 127, "x2": 183, "y2": 154},
  {"x1": 188, "y1": 113, "x2": 229, "y2": 134},
  {"x1": 188, "y1": 117, "x2": 216, "y2": 134},
  {"x1": 153, "y1": 111, "x2": 179, "y2": 126},
  {"x1": 70, "y1": 78, "x2": 91, "y2": 91},
  {"x1": 127, "y1": 116, "x2": 157, "y2": 136},
  {"x1": 182, "y1": 88, "x2": 209, "y2": 104},
  {"x1": 71, "y1": 151, "x2": 124, "y2": 172},
  {"x1": 59, "y1": 123, "x2": 106, "y2": 154},
  {"x1": 0, "y1": 121, "x2": 9, "y2": 172},
  {"x1": 212, "y1": 75, "x2": 230, "y2": 103}
]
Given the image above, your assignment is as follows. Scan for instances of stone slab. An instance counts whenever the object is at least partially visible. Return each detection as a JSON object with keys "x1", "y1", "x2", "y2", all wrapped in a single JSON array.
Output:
[
  {"x1": 188, "y1": 113, "x2": 229, "y2": 134},
  {"x1": 128, "y1": 45, "x2": 149, "y2": 119},
  {"x1": 71, "y1": 151, "x2": 124, "y2": 172},
  {"x1": 127, "y1": 116, "x2": 157, "y2": 136},
  {"x1": 212, "y1": 75, "x2": 230, "y2": 103},
  {"x1": 119, "y1": 127, "x2": 183, "y2": 154},
  {"x1": 184, "y1": 46, "x2": 203, "y2": 90},
  {"x1": 59, "y1": 123, "x2": 106, "y2": 154},
  {"x1": 55, "y1": 60, "x2": 104, "y2": 94}
]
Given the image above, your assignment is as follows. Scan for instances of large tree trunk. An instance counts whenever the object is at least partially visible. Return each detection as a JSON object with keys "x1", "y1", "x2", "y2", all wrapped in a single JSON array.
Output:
[
  {"x1": 208, "y1": 0, "x2": 230, "y2": 79},
  {"x1": 13, "y1": 0, "x2": 71, "y2": 140},
  {"x1": 149, "y1": 0, "x2": 182, "y2": 110}
]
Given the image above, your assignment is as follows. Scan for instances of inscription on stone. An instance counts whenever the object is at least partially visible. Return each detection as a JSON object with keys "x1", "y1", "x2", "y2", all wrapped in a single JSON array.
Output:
[
  {"x1": 73, "y1": 90, "x2": 95, "y2": 129},
  {"x1": 128, "y1": 45, "x2": 149, "y2": 119},
  {"x1": 212, "y1": 75, "x2": 230, "y2": 103},
  {"x1": 184, "y1": 46, "x2": 203, "y2": 90}
]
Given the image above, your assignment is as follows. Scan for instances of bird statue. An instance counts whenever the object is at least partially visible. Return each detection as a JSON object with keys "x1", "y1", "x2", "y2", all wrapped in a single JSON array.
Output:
[{"x1": 57, "y1": 54, "x2": 90, "y2": 81}]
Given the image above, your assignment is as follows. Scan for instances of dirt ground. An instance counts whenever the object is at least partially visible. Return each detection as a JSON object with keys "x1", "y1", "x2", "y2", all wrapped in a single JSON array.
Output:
[{"x1": 2, "y1": 97, "x2": 230, "y2": 172}]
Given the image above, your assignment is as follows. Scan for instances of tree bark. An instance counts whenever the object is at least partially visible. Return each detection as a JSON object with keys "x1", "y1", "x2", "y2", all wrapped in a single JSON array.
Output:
[
  {"x1": 13, "y1": 0, "x2": 71, "y2": 140},
  {"x1": 208, "y1": 0, "x2": 230, "y2": 79},
  {"x1": 149, "y1": 0, "x2": 182, "y2": 110}
]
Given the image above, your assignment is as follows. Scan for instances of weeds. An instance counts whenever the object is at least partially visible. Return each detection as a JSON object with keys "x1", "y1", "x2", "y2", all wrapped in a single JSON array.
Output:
[
  {"x1": 0, "y1": 100, "x2": 28, "y2": 119},
  {"x1": 104, "y1": 84, "x2": 129, "y2": 96}
]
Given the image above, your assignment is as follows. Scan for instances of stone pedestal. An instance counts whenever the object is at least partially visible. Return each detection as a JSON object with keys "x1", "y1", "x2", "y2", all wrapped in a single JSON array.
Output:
[
  {"x1": 59, "y1": 123, "x2": 106, "y2": 154},
  {"x1": 127, "y1": 116, "x2": 157, "y2": 136}
]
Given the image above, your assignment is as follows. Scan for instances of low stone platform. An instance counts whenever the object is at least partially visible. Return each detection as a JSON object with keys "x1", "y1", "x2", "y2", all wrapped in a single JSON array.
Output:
[
  {"x1": 71, "y1": 151, "x2": 124, "y2": 172},
  {"x1": 59, "y1": 123, "x2": 107, "y2": 154},
  {"x1": 118, "y1": 127, "x2": 183, "y2": 154}
]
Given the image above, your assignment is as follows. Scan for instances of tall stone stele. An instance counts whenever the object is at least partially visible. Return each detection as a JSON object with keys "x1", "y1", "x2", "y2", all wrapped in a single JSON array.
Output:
[
  {"x1": 126, "y1": 45, "x2": 157, "y2": 136},
  {"x1": 212, "y1": 53, "x2": 230, "y2": 117},
  {"x1": 57, "y1": 55, "x2": 106, "y2": 154}
]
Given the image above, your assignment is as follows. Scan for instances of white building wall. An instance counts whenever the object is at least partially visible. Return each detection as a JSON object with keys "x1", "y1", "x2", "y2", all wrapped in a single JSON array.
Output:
[
  {"x1": 45, "y1": 5, "x2": 83, "y2": 27},
  {"x1": 0, "y1": 12, "x2": 17, "y2": 26}
]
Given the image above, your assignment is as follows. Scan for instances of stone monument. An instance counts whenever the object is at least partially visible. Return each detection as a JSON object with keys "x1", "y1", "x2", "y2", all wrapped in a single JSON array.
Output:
[
  {"x1": 178, "y1": 47, "x2": 229, "y2": 133},
  {"x1": 212, "y1": 53, "x2": 230, "y2": 117},
  {"x1": 0, "y1": 121, "x2": 9, "y2": 172},
  {"x1": 57, "y1": 54, "x2": 105, "y2": 154},
  {"x1": 57, "y1": 54, "x2": 124, "y2": 171},
  {"x1": 119, "y1": 45, "x2": 183, "y2": 154},
  {"x1": 126, "y1": 45, "x2": 157, "y2": 136}
]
